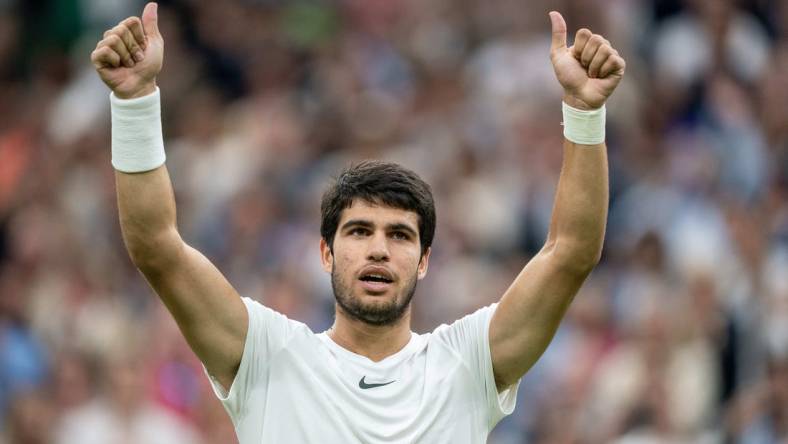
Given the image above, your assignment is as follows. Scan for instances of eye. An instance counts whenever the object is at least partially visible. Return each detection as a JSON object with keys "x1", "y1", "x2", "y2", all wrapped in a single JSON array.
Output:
[
  {"x1": 390, "y1": 231, "x2": 409, "y2": 241},
  {"x1": 349, "y1": 227, "x2": 370, "y2": 236}
]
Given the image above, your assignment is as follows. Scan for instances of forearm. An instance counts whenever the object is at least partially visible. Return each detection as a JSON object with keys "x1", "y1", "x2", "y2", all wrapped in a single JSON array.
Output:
[
  {"x1": 116, "y1": 166, "x2": 183, "y2": 267},
  {"x1": 108, "y1": 83, "x2": 182, "y2": 266},
  {"x1": 545, "y1": 138, "x2": 608, "y2": 270},
  {"x1": 489, "y1": 12, "x2": 623, "y2": 389},
  {"x1": 490, "y1": 131, "x2": 609, "y2": 388}
]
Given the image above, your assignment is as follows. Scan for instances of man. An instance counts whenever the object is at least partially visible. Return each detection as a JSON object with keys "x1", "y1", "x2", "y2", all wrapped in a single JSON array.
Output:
[{"x1": 91, "y1": 3, "x2": 624, "y2": 443}]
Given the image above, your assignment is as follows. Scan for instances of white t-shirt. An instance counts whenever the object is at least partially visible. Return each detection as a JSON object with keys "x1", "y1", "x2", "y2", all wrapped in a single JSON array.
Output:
[{"x1": 207, "y1": 297, "x2": 520, "y2": 444}]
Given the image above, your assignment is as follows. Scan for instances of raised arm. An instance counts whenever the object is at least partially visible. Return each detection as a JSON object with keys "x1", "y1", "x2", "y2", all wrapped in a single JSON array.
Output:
[
  {"x1": 91, "y1": 2, "x2": 247, "y2": 389},
  {"x1": 489, "y1": 12, "x2": 625, "y2": 389}
]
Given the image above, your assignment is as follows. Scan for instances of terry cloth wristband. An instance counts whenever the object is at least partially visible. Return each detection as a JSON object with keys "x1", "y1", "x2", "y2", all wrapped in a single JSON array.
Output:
[
  {"x1": 562, "y1": 102, "x2": 606, "y2": 145},
  {"x1": 110, "y1": 87, "x2": 166, "y2": 173}
]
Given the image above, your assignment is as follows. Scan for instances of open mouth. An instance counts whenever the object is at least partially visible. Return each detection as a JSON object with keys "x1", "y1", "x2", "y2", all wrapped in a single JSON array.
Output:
[
  {"x1": 358, "y1": 269, "x2": 395, "y2": 293},
  {"x1": 359, "y1": 274, "x2": 393, "y2": 284}
]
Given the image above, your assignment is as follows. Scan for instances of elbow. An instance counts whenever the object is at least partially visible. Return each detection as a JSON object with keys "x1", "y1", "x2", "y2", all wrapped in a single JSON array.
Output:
[
  {"x1": 123, "y1": 227, "x2": 183, "y2": 272},
  {"x1": 547, "y1": 238, "x2": 603, "y2": 277}
]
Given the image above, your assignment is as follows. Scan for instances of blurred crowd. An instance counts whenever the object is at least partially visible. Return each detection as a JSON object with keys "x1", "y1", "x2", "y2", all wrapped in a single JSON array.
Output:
[{"x1": 0, "y1": 0, "x2": 786, "y2": 442}]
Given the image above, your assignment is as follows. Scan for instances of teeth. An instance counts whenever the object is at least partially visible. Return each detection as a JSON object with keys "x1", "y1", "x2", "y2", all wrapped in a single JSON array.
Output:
[{"x1": 361, "y1": 274, "x2": 392, "y2": 282}]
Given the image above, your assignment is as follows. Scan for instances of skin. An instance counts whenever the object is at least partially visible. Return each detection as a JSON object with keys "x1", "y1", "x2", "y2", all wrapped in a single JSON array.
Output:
[
  {"x1": 320, "y1": 200, "x2": 430, "y2": 361},
  {"x1": 488, "y1": 12, "x2": 623, "y2": 389},
  {"x1": 92, "y1": 4, "x2": 623, "y2": 392}
]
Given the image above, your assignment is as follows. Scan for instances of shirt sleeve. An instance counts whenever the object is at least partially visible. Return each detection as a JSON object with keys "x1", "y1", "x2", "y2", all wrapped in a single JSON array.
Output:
[
  {"x1": 432, "y1": 303, "x2": 520, "y2": 428},
  {"x1": 204, "y1": 297, "x2": 300, "y2": 421}
]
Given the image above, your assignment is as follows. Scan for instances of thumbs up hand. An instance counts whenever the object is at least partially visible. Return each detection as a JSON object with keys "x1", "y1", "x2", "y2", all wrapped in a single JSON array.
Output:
[
  {"x1": 549, "y1": 11, "x2": 625, "y2": 110},
  {"x1": 91, "y1": 2, "x2": 164, "y2": 99}
]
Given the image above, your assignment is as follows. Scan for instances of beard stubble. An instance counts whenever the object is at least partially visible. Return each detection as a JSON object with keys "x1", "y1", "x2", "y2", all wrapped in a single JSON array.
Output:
[{"x1": 331, "y1": 265, "x2": 418, "y2": 326}]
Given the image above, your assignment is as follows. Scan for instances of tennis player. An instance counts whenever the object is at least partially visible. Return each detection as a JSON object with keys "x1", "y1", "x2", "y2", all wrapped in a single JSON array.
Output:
[{"x1": 91, "y1": 3, "x2": 624, "y2": 442}]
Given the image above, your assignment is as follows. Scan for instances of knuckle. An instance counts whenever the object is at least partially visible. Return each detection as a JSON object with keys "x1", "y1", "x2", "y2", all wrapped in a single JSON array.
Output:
[
  {"x1": 584, "y1": 47, "x2": 595, "y2": 58},
  {"x1": 116, "y1": 25, "x2": 131, "y2": 38}
]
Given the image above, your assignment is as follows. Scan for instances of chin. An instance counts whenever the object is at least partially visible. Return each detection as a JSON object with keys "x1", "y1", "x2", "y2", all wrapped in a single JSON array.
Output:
[
  {"x1": 332, "y1": 268, "x2": 417, "y2": 326},
  {"x1": 355, "y1": 292, "x2": 397, "y2": 309}
]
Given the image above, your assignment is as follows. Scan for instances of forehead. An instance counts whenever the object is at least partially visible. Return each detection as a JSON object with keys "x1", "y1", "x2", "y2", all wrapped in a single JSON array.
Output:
[{"x1": 338, "y1": 199, "x2": 420, "y2": 230}]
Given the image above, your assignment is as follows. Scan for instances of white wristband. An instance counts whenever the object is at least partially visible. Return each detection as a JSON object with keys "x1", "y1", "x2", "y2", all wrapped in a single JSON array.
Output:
[
  {"x1": 110, "y1": 87, "x2": 166, "y2": 173},
  {"x1": 562, "y1": 102, "x2": 606, "y2": 145}
]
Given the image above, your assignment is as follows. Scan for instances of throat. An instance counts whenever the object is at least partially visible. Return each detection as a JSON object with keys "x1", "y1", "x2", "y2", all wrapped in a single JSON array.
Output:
[{"x1": 327, "y1": 309, "x2": 413, "y2": 362}]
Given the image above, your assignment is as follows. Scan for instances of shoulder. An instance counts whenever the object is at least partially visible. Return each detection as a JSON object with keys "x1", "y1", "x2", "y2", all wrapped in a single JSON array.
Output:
[
  {"x1": 425, "y1": 303, "x2": 499, "y2": 359},
  {"x1": 431, "y1": 303, "x2": 499, "y2": 337},
  {"x1": 242, "y1": 297, "x2": 313, "y2": 334}
]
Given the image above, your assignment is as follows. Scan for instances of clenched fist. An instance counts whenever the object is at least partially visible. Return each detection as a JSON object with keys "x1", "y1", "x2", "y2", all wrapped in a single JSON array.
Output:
[
  {"x1": 549, "y1": 11, "x2": 625, "y2": 110},
  {"x1": 91, "y1": 2, "x2": 163, "y2": 99}
]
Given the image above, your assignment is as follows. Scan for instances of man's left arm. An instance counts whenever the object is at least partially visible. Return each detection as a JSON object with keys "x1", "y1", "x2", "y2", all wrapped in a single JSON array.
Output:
[{"x1": 489, "y1": 11, "x2": 626, "y2": 390}]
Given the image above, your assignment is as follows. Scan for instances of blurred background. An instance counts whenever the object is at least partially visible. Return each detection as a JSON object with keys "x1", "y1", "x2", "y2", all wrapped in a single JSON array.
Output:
[{"x1": 0, "y1": 0, "x2": 786, "y2": 442}]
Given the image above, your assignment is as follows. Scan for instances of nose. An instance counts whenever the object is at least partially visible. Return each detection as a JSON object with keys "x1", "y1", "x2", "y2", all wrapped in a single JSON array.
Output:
[{"x1": 366, "y1": 231, "x2": 390, "y2": 262}]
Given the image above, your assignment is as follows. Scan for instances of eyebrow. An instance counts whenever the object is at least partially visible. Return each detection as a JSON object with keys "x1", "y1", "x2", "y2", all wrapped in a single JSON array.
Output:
[
  {"x1": 340, "y1": 219, "x2": 418, "y2": 237},
  {"x1": 387, "y1": 223, "x2": 418, "y2": 238},
  {"x1": 340, "y1": 219, "x2": 374, "y2": 231}
]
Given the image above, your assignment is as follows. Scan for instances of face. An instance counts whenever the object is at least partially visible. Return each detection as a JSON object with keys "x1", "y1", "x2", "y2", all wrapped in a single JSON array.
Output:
[{"x1": 320, "y1": 199, "x2": 430, "y2": 326}]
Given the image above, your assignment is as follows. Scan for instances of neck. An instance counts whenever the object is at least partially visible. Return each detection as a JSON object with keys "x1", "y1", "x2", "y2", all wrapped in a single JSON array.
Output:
[{"x1": 327, "y1": 305, "x2": 413, "y2": 362}]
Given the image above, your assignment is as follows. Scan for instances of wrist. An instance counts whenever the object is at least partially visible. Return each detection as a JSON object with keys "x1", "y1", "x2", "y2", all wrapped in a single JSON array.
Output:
[
  {"x1": 561, "y1": 101, "x2": 606, "y2": 145},
  {"x1": 562, "y1": 94, "x2": 600, "y2": 111},
  {"x1": 114, "y1": 82, "x2": 157, "y2": 100},
  {"x1": 111, "y1": 87, "x2": 166, "y2": 172}
]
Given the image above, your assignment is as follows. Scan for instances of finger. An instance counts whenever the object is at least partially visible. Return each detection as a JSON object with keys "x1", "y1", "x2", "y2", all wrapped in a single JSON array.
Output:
[
  {"x1": 549, "y1": 11, "x2": 567, "y2": 53},
  {"x1": 141, "y1": 2, "x2": 160, "y2": 38},
  {"x1": 122, "y1": 16, "x2": 147, "y2": 51},
  {"x1": 91, "y1": 46, "x2": 121, "y2": 69},
  {"x1": 599, "y1": 55, "x2": 626, "y2": 78},
  {"x1": 112, "y1": 24, "x2": 144, "y2": 63},
  {"x1": 101, "y1": 34, "x2": 133, "y2": 68},
  {"x1": 580, "y1": 34, "x2": 605, "y2": 69},
  {"x1": 571, "y1": 28, "x2": 592, "y2": 60},
  {"x1": 588, "y1": 45, "x2": 613, "y2": 78}
]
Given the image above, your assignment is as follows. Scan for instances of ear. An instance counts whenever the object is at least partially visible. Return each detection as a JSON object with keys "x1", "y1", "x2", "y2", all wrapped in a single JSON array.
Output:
[
  {"x1": 417, "y1": 247, "x2": 431, "y2": 280},
  {"x1": 319, "y1": 237, "x2": 333, "y2": 273}
]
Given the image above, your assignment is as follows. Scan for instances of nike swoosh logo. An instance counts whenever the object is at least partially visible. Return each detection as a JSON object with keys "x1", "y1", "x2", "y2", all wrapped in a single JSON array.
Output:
[{"x1": 358, "y1": 376, "x2": 395, "y2": 389}]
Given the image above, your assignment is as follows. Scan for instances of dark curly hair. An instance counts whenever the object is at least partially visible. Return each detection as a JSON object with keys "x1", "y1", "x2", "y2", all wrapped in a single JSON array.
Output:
[{"x1": 320, "y1": 161, "x2": 436, "y2": 255}]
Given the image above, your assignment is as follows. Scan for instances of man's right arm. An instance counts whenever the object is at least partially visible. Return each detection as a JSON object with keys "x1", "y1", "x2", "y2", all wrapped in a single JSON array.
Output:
[
  {"x1": 117, "y1": 166, "x2": 247, "y2": 390},
  {"x1": 92, "y1": 2, "x2": 247, "y2": 390}
]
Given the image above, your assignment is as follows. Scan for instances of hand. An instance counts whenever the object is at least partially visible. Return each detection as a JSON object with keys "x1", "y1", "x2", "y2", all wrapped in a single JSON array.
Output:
[
  {"x1": 91, "y1": 2, "x2": 163, "y2": 99},
  {"x1": 549, "y1": 11, "x2": 625, "y2": 110}
]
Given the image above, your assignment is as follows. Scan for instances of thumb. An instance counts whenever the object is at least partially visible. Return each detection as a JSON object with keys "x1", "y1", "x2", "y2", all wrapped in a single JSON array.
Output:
[
  {"x1": 549, "y1": 11, "x2": 567, "y2": 53},
  {"x1": 142, "y1": 2, "x2": 160, "y2": 38}
]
